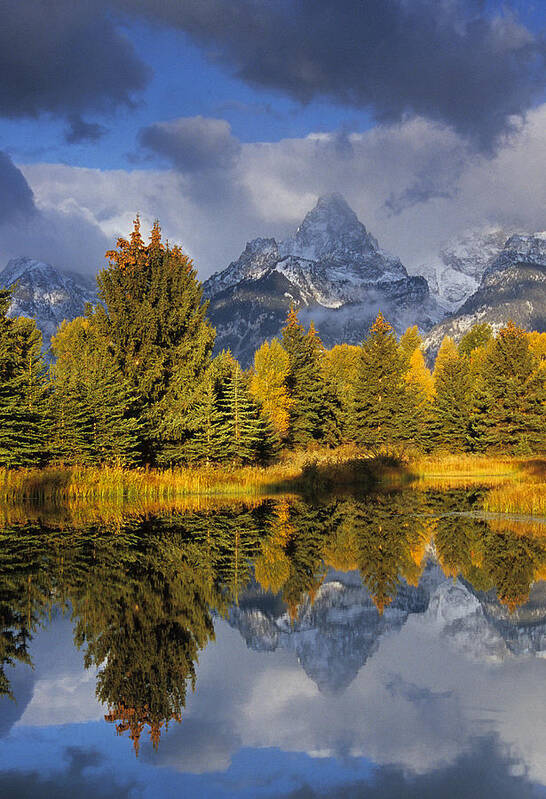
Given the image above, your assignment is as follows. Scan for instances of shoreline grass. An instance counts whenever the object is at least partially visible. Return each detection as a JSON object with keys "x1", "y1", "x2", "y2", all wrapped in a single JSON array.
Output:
[
  {"x1": 1, "y1": 450, "x2": 544, "y2": 519},
  {"x1": 0, "y1": 445, "x2": 379, "y2": 503}
]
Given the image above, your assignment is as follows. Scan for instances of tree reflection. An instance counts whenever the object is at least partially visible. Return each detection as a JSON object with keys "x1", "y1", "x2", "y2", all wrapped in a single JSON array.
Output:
[{"x1": 0, "y1": 489, "x2": 545, "y2": 750}]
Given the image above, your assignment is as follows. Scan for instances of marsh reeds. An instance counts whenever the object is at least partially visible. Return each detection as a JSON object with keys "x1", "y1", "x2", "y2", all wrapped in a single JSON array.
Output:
[
  {"x1": 0, "y1": 445, "x2": 379, "y2": 504},
  {"x1": 483, "y1": 482, "x2": 546, "y2": 518}
]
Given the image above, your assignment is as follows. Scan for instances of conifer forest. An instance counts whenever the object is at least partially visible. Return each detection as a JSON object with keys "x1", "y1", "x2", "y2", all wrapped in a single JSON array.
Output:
[{"x1": 1, "y1": 220, "x2": 545, "y2": 471}]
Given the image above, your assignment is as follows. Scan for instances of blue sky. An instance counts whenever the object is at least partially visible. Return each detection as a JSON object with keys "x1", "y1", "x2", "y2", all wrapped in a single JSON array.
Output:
[{"x1": 0, "y1": 1, "x2": 545, "y2": 277}]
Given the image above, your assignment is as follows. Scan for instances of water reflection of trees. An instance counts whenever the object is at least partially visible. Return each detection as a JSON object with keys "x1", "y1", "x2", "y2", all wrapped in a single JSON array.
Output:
[{"x1": 0, "y1": 489, "x2": 545, "y2": 749}]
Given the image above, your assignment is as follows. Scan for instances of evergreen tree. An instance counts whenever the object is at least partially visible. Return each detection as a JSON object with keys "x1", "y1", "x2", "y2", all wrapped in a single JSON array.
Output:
[
  {"x1": 458, "y1": 323, "x2": 493, "y2": 358},
  {"x1": 50, "y1": 318, "x2": 141, "y2": 465},
  {"x1": 0, "y1": 292, "x2": 49, "y2": 466},
  {"x1": 322, "y1": 343, "x2": 360, "y2": 440},
  {"x1": 281, "y1": 309, "x2": 337, "y2": 447},
  {"x1": 470, "y1": 321, "x2": 546, "y2": 453},
  {"x1": 350, "y1": 313, "x2": 420, "y2": 455},
  {"x1": 93, "y1": 219, "x2": 215, "y2": 462},
  {"x1": 165, "y1": 365, "x2": 230, "y2": 464},
  {"x1": 429, "y1": 344, "x2": 472, "y2": 450},
  {"x1": 220, "y1": 355, "x2": 279, "y2": 463}
]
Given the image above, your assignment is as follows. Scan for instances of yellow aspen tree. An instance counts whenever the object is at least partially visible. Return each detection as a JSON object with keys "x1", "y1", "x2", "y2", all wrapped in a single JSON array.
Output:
[{"x1": 249, "y1": 338, "x2": 293, "y2": 438}]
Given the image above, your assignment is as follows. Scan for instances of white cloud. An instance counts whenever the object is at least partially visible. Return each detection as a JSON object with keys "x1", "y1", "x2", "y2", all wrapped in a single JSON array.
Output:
[{"x1": 18, "y1": 105, "x2": 546, "y2": 280}]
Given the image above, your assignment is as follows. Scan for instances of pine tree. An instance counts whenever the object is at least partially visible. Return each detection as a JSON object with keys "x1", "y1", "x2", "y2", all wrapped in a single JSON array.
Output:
[
  {"x1": 458, "y1": 323, "x2": 493, "y2": 358},
  {"x1": 0, "y1": 292, "x2": 49, "y2": 467},
  {"x1": 470, "y1": 321, "x2": 546, "y2": 453},
  {"x1": 93, "y1": 219, "x2": 215, "y2": 462},
  {"x1": 350, "y1": 312, "x2": 419, "y2": 455},
  {"x1": 50, "y1": 318, "x2": 141, "y2": 466},
  {"x1": 220, "y1": 356, "x2": 278, "y2": 463},
  {"x1": 166, "y1": 367, "x2": 230, "y2": 464},
  {"x1": 429, "y1": 344, "x2": 472, "y2": 450},
  {"x1": 281, "y1": 308, "x2": 336, "y2": 447},
  {"x1": 322, "y1": 343, "x2": 360, "y2": 440}
]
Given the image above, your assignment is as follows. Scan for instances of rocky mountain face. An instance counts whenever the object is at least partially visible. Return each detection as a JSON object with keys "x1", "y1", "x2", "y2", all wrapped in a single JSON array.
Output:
[
  {"x1": 229, "y1": 566, "x2": 546, "y2": 694},
  {"x1": 204, "y1": 194, "x2": 443, "y2": 365},
  {"x1": 0, "y1": 257, "x2": 97, "y2": 348},
  {"x1": 424, "y1": 233, "x2": 546, "y2": 356},
  {"x1": 418, "y1": 227, "x2": 510, "y2": 311}
]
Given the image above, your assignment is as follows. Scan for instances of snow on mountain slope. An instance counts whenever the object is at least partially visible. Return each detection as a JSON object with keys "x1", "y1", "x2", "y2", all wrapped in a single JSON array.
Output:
[
  {"x1": 0, "y1": 256, "x2": 97, "y2": 347},
  {"x1": 418, "y1": 227, "x2": 510, "y2": 311}
]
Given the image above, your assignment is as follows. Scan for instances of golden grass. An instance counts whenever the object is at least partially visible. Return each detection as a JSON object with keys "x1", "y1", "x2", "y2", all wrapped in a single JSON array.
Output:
[
  {"x1": 483, "y1": 482, "x2": 546, "y2": 518},
  {"x1": 0, "y1": 445, "x2": 374, "y2": 504},
  {"x1": 411, "y1": 453, "x2": 522, "y2": 479}
]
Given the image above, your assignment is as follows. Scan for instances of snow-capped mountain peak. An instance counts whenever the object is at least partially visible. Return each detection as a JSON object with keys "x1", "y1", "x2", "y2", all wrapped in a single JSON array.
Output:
[
  {"x1": 279, "y1": 192, "x2": 379, "y2": 263},
  {"x1": 202, "y1": 194, "x2": 441, "y2": 364}
]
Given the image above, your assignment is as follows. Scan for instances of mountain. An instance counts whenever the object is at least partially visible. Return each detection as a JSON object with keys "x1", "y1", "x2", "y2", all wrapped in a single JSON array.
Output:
[
  {"x1": 204, "y1": 194, "x2": 443, "y2": 365},
  {"x1": 229, "y1": 567, "x2": 546, "y2": 693},
  {"x1": 229, "y1": 568, "x2": 430, "y2": 694},
  {"x1": 424, "y1": 233, "x2": 546, "y2": 356},
  {"x1": 418, "y1": 226, "x2": 510, "y2": 311},
  {"x1": 0, "y1": 257, "x2": 97, "y2": 347}
]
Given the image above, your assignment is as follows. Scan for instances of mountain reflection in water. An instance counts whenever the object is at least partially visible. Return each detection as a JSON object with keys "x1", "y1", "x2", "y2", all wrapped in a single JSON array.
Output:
[{"x1": 1, "y1": 488, "x2": 546, "y2": 798}]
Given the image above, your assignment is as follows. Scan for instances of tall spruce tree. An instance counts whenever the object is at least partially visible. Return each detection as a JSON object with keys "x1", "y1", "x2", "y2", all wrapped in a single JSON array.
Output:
[
  {"x1": 281, "y1": 309, "x2": 337, "y2": 447},
  {"x1": 50, "y1": 318, "x2": 141, "y2": 466},
  {"x1": 471, "y1": 321, "x2": 546, "y2": 453},
  {"x1": 166, "y1": 365, "x2": 230, "y2": 464},
  {"x1": 350, "y1": 312, "x2": 419, "y2": 455},
  {"x1": 429, "y1": 343, "x2": 472, "y2": 451},
  {"x1": 0, "y1": 291, "x2": 49, "y2": 467},
  {"x1": 322, "y1": 343, "x2": 360, "y2": 441},
  {"x1": 458, "y1": 323, "x2": 493, "y2": 358},
  {"x1": 220, "y1": 356, "x2": 278, "y2": 463},
  {"x1": 92, "y1": 219, "x2": 215, "y2": 462}
]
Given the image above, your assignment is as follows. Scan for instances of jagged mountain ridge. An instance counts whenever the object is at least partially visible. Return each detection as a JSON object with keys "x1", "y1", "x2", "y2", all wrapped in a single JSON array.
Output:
[
  {"x1": 424, "y1": 232, "x2": 546, "y2": 355},
  {"x1": 0, "y1": 256, "x2": 97, "y2": 347},
  {"x1": 204, "y1": 194, "x2": 443, "y2": 365}
]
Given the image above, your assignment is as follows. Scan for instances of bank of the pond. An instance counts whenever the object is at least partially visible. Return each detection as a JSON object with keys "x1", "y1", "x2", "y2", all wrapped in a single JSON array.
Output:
[
  {"x1": 1, "y1": 450, "x2": 544, "y2": 510},
  {"x1": 0, "y1": 446, "x2": 390, "y2": 502}
]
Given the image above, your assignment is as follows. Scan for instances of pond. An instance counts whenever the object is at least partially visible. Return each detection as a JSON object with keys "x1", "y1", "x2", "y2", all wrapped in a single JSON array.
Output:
[{"x1": 1, "y1": 487, "x2": 546, "y2": 797}]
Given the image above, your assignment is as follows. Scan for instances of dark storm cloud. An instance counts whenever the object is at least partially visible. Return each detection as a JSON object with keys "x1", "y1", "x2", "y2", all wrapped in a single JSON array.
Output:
[
  {"x1": 119, "y1": 0, "x2": 546, "y2": 150},
  {"x1": 64, "y1": 115, "x2": 107, "y2": 145},
  {"x1": 0, "y1": 151, "x2": 36, "y2": 222},
  {"x1": 0, "y1": 0, "x2": 149, "y2": 119},
  {"x1": 0, "y1": 151, "x2": 110, "y2": 274},
  {"x1": 281, "y1": 736, "x2": 546, "y2": 799},
  {"x1": 139, "y1": 116, "x2": 241, "y2": 172}
]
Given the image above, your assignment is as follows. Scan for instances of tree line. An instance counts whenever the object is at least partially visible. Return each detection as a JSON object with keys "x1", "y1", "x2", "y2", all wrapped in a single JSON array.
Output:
[{"x1": 0, "y1": 219, "x2": 545, "y2": 468}]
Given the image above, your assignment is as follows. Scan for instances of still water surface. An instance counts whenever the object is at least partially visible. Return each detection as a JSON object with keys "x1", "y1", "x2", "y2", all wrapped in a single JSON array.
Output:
[{"x1": 1, "y1": 487, "x2": 546, "y2": 797}]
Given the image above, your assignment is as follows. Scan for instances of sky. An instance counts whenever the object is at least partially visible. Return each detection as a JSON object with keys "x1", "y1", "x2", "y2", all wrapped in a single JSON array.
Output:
[{"x1": 0, "y1": 0, "x2": 545, "y2": 279}]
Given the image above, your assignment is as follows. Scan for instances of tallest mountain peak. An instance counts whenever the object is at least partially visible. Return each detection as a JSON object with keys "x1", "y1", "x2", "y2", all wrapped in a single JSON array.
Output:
[
  {"x1": 314, "y1": 192, "x2": 355, "y2": 214},
  {"x1": 280, "y1": 192, "x2": 379, "y2": 262}
]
